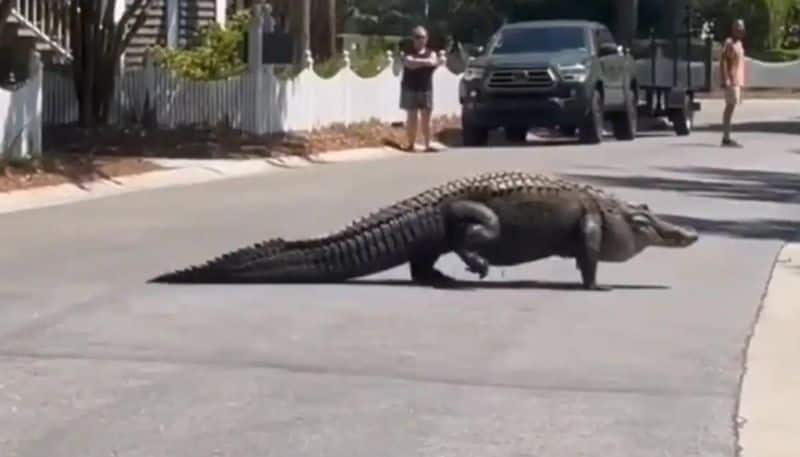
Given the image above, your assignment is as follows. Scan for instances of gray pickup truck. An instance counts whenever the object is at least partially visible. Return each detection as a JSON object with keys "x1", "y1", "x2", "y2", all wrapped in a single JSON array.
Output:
[{"x1": 458, "y1": 20, "x2": 639, "y2": 146}]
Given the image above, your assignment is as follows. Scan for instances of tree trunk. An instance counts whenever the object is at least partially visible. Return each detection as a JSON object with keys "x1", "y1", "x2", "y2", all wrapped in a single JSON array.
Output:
[
  {"x1": 69, "y1": 0, "x2": 153, "y2": 128},
  {"x1": 308, "y1": 0, "x2": 337, "y2": 61},
  {"x1": 327, "y1": 0, "x2": 336, "y2": 58},
  {"x1": 665, "y1": 0, "x2": 688, "y2": 34},
  {"x1": 614, "y1": 0, "x2": 638, "y2": 46},
  {"x1": 291, "y1": 0, "x2": 311, "y2": 64}
]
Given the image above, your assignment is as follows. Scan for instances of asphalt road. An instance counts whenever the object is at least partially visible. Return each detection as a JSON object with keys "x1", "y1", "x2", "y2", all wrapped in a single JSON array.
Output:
[{"x1": 1, "y1": 100, "x2": 798, "y2": 457}]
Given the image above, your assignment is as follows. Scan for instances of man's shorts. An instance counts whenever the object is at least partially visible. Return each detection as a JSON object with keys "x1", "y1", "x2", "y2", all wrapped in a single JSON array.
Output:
[
  {"x1": 724, "y1": 85, "x2": 742, "y2": 105},
  {"x1": 400, "y1": 88, "x2": 433, "y2": 111}
]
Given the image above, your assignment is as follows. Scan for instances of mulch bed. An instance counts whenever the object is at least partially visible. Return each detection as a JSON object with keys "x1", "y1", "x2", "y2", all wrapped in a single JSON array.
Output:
[
  {"x1": 0, "y1": 155, "x2": 163, "y2": 193},
  {"x1": 1, "y1": 115, "x2": 463, "y2": 194}
]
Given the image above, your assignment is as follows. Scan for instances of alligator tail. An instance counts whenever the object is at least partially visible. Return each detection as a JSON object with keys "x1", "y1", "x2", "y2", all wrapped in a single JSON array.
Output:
[{"x1": 149, "y1": 205, "x2": 447, "y2": 284}]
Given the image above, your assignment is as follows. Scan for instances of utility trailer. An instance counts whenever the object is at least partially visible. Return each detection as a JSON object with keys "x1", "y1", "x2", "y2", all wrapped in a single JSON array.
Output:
[{"x1": 631, "y1": 5, "x2": 715, "y2": 136}]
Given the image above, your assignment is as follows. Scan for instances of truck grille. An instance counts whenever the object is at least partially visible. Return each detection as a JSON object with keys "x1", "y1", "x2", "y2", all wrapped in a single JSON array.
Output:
[{"x1": 487, "y1": 68, "x2": 555, "y2": 89}]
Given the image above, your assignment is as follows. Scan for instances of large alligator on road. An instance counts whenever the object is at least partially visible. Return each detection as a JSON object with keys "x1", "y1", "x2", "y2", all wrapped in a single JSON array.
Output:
[{"x1": 149, "y1": 171, "x2": 699, "y2": 289}]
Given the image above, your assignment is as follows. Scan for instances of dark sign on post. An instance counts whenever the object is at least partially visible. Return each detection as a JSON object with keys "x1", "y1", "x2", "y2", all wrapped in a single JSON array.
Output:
[
  {"x1": 262, "y1": 32, "x2": 294, "y2": 64},
  {"x1": 242, "y1": 31, "x2": 295, "y2": 65}
]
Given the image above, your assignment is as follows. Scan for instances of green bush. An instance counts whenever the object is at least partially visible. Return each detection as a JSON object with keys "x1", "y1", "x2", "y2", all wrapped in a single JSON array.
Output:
[
  {"x1": 749, "y1": 47, "x2": 800, "y2": 61},
  {"x1": 154, "y1": 9, "x2": 251, "y2": 81}
]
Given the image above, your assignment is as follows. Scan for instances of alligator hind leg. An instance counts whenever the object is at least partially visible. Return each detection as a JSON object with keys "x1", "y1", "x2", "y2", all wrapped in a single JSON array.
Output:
[{"x1": 444, "y1": 200, "x2": 501, "y2": 279}]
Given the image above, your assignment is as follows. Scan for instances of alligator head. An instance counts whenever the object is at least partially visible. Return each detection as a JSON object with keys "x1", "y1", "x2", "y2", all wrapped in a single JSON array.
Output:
[{"x1": 599, "y1": 202, "x2": 699, "y2": 262}]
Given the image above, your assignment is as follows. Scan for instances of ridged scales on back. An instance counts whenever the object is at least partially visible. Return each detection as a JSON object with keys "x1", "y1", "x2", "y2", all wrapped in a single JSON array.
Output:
[{"x1": 150, "y1": 171, "x2": 699, "y2": 288}]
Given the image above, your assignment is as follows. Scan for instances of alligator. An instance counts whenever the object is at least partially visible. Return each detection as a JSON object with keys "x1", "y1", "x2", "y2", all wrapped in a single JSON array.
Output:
[{"x1": 149, "y1": 170, "x2": 699, "y2": 289}]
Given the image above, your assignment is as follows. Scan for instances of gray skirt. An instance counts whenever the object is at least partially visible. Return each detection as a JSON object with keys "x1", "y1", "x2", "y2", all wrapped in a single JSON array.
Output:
[{"x1": 400, "y1": 88, "x2": 433, "y2": 110}]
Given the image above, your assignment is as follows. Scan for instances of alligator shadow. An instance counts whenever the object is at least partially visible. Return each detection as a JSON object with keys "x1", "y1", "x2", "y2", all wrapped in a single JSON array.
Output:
[
  {"x1": 153, "y1": 278, "x2": 671, "y2": 291},
  {"x1": 343, "y1": 279, "x2": 670, "y2": 291}
]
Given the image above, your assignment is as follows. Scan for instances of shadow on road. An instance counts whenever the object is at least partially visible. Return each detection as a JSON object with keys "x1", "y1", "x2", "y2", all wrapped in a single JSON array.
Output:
[
  {"x1": 563, "y1": 166, "x2": 800, "y2": 241},
  {"x1": 658, "y1": 214, "x2": 799, "y2": 241},
  {"x1": 434, "y1": 127, "x2": 674, "y2": 149},
  {"x1": 564, "y1": 166, "x2": 800, "y2": 205},
  {"x1": 695, "y1": 120, "x2": 800, "y2": 135}
]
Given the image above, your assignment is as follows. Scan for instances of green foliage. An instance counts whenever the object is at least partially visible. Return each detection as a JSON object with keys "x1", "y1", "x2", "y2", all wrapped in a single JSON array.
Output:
[
  {"x1": 274, "y1": 35, "x2": 392, "y2": 80},
  {"x1": 154, "y1": 9, "x2": 251, "y2": 81},
  {"x1": 691, "y1": 0, "x2": 798, "y2": 51},
  {"x1": 749, "y1": 46, "x2": 800, "y2": 61}
]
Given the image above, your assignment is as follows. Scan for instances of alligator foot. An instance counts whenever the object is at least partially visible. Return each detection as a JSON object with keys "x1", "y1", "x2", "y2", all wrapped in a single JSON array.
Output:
[
  {"x1": 444, "y1": 200, "x2": 499, "y2": 280},
  {"x1": 409, "y1": 255, "x2": 458, "y2": 288},
  {"x1": 412, "y1": 268, "x2": 459, "y2": 288},
  {"x1": 457, "y1": 249, "x2": 489, "y2": 279}
]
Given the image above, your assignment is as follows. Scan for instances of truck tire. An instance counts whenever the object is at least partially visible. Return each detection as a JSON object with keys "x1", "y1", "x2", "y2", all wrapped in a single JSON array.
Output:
[
  {"x1": 462, "y1": 118, "x2": 489, "y2": 146},
  {"x1": 504, "y1": 127, "x2": 528, "y2": 143},
  {"x1": 612, "y1": 88, "x2": 637, "y2": 141},
  {"x1": 579, "y1": 90, "x2": 604, "y2": 144},
  {"x1": 560, "y1": 125, "x2": 577, "y2": 137}
]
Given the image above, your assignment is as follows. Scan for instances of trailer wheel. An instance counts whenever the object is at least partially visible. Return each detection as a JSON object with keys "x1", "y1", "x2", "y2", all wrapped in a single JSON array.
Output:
[
  {"x1": 612, "y1": 87, "x2": 637, "y2": 141},
  {"x1": 669, "y1": 97, "x2": 693, "y2": 136}
]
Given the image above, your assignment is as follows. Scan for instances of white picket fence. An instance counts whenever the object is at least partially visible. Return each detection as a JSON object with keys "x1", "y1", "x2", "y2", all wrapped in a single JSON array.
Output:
[
  {"x1": 42, "y1": 53, "x2": 464, "y2": 133},
  {"x1": 738, "y1": 57, "x2": 800, "y2": 89},
  {"x1": 0, "y1": 53, "x2": 42, "y2": 160}
]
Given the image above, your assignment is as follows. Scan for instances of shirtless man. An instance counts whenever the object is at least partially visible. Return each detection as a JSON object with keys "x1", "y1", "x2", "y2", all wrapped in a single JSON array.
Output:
[{"x1": 720, "y1": 19, "x2": 746, "y2": 148}]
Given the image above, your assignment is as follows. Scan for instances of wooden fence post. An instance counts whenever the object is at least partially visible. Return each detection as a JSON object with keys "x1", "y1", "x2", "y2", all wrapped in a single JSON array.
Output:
[
  {"x1": 26, "y1": 50, "x2": 43, "y2": 158},
  {"x1": 304, "y1": 49, "x2": 314, "y2": 132},
  {"x1": 166, "y1": 0, "x2": 179, "y2": 48},
  {"x1": 142, "y1": 47, "x2": 157, "y2": 128},
  {"x1": 247, "y1": 2, "x2": 265, "y2": 134}
]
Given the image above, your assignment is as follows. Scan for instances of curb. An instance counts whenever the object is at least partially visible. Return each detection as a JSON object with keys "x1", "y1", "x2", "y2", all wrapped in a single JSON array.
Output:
[
  {"x1": 0, "y1": 146, "x2": 404, "y2": 215},
  {"x1": 737, "y1": 242, "x2": 800, "y2": 457}
]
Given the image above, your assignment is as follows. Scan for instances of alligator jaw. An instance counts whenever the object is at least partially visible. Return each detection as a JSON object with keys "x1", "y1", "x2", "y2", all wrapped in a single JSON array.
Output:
[{"x1": 645, "y1": 214, "x2": 699, "y2": 248}]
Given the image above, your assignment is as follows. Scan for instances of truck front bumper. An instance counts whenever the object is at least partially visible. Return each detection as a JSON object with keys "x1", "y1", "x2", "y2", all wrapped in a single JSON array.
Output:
[{"x1": 460, "y1": 84, "x2": 590, "y2": 129}]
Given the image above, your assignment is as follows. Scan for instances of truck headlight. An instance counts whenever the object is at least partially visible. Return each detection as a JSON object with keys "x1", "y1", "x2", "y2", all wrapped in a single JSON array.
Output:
[
  {"x1": 462, "y1": 66, "x2": 485, "y2": 81},
  {"x1": 557, "y1": 63, "x2": 588, "y2": 82}
]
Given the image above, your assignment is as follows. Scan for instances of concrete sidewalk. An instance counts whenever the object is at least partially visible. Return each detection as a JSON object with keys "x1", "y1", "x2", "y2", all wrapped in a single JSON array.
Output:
[
  {"x1": 738, "y1": 242, "x2": 800, "y2": 457},
  {"x1": 0, "y1": 146, "x2": 404, "y2": 215}
]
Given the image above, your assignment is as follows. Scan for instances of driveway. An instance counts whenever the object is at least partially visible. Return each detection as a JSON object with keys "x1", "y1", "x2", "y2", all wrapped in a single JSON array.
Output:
[{"x1": 0, "y1": 99, "x2": 798, "y2": 456}]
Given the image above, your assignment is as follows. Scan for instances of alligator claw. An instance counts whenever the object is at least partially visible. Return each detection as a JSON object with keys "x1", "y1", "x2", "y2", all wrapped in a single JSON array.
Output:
[{"x1": 466, "y1": 261, "x2": 489, "y2": 279}]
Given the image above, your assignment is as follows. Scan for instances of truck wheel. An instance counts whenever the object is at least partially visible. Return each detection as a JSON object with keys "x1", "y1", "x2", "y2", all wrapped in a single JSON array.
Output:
[
  {"x1": 579, "y1": 90, "x2": 603, "y2": 144},
  {"x1": 504, "y1": 127, "x2": 528, "y2": 143},
  {"x1": 462, "y1": 118, "x2": 489, "y2": 146},
  {"x1": 612, "y1": 89, "x2": 637, "y2": 141},
  {"x1": 560, "y1": 125, "x2": 577, "y2": 137}
]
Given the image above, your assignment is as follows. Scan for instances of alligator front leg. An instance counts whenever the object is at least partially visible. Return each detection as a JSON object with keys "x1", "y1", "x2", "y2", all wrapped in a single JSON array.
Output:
[
  {"x1": 444, "y1": 200, "x2": 500, "y2": 279},
  {"x1": 576, "y1": 211, "x2": 604, "y2": 290}
]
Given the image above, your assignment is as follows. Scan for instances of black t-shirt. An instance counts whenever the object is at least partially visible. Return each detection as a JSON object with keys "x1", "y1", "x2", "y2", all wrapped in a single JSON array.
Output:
[{"x1": 401, "y1": 48, "x2": 436, "y2": 92}]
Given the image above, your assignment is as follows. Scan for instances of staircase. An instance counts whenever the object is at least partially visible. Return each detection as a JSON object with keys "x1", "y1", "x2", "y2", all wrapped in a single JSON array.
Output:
[
  {"x1": 124, "y1": 0, "x2": 168, "y2": 68},
  {"x1": 2, "y1": 0, "x2": 72, "y2": 65},
  {"x1": 124, "y1": 0, "x2": 221, "y2": 68},
  {"x1": 1, "y1": 0, "x2": 225, "y2": 75}
]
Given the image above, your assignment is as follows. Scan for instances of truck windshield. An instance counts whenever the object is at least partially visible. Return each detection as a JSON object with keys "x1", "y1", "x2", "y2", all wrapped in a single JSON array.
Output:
[{"x1": 487, "y1": 26, "x2": 587, "y2": 54}]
